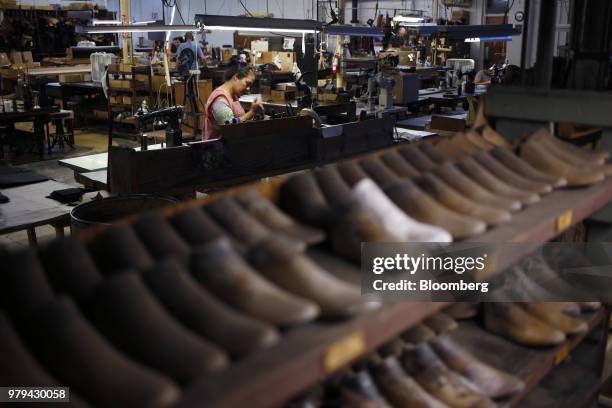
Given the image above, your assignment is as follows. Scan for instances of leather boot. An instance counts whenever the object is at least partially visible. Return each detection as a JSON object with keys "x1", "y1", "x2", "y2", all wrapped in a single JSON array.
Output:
[
  {"x1": 483, "y1": 302, "x2": 565, "y2": 346},
  {"x1": 456, "y1": 157, "x2": 540, "y2": 204},
  {"x1": 472, "y1": 151, "x2": 553, "y2": 194},
  {"x1": 490, "y1": 147, "x2": 567, "y2": 188},
  {"x1": 191, "y1": 237, "x2": 319, "y2": 325},
  {"x1": 380, "y1": 150, "x2": 421, "y2": 178},
  {"x1": 445, "y1": 303, "x2": 479, "y2": 320},
  {"x1": 529, "y1": 129, "x2": 612, "y2": 175},
  {"x1": 23, "y1": 297, "x2": 180, "y2": 408},
  {"x1": 401, "y1": 323, "x2": 437, "y2": 344},
  {"x1": 341, "y1": 371, "x2": 392, "y2": 408},
  {"x1": 522, "y1": 303, "x2": 588, "y2": 335},
  {"x1": 414, "y1": 173, "x2": 511, "y2": 227},
  {"x1": 399, "y1": 145, "x2": 439, "y2": 171},
  {"x1": 383, "y1": 178, "x2": 486, "y2": 239},
  {"x1": 1, "y1": 248, "x2": 55, "y2": 320},
  {"x1": 250, "y1": 236, "x2": 373, "y2": 318},
  {"x1": 419, "y1": 142, "x2": 449, "y2": 165},
  {"x1": 430, "y1": 335, "x2": 525, "y2": 399},
  {"x1": 132, "y1": 212, "x2": 191, "y2": 262},
  {"x1": 401, "y1": 343, "x2": 495, "y2": 408},
  {"x1": 350, "y1": 177, "x2": 454, "y2": 242},
  {"x1": 370, "y1": 355, "x2": 449, "y2": 408},
  {"x1": 423, "y1": 312, "x2": 458, "y2": 334},
  {"x1": 314, "y1": 165, "x2": 354, "y2": 205},
  {"x1": 143, "y1": 257, "x2": 279, "y2": 357},
  {"x1": 88, "y1": 225, "x2": 155, "y2": 274},
  {"x1": 481, "y1": 126, "x2": 513, "y2": 150},
  {"x1": 88, "y1": 273, "x2": 229, "y2": 383},
  {"x1": 235, "y1": 188, "x2": 325, "y2": 245},
  {"x1": 434, "y1": 163, "x2": 522, "y2": 212},
  {"x1": 520, "y1": 137, "x2": 605, "y2": 186},
  {"x1": 530, "y1": 128, "x2": 609, "y2": 164},
  {"x1": 40, "y1": 237, "x2": 104, "y2": 305},
  {"x1": 279, "y1": 172, "x2": 332, "y2": 227},
  {"x1": 169, "y1": 206, "x2": 227, "y2": 246}
]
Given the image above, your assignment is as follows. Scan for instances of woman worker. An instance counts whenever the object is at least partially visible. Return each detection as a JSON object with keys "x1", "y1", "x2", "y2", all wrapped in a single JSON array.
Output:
[{"x1": 203, "y1": 58, "x2": 263, "y2": 140}]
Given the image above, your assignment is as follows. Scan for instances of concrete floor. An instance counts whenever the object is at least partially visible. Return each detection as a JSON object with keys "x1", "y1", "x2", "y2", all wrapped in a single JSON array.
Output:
[{"x1": 0, "y1": 127, "x2": 124, "y2": 250}]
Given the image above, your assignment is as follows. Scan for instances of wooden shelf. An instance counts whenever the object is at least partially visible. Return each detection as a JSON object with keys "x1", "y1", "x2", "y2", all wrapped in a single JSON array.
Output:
[
  {"x1": 171, "y1": 167, "x2": 612, "y2": 408},
  {"x1": 449, "y1": 308, "x2": 607, "y2": 407},
  {"x1": 518, "y1": 331, "x2": 608, "y2": 408},
  {"x1": 466, "y1": 177, "x2": 612, "y2": 277}
]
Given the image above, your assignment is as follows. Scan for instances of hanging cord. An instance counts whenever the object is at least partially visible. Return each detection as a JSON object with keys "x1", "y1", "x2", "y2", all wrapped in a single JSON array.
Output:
[{"x1": 239, "y1": 0, "x2": 254, "y2": 16}]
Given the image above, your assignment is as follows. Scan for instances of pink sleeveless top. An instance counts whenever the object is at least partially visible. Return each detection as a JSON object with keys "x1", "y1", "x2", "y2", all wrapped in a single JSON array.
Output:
[{"x1": 203, "y1": 87, "x2": 246, "y2": 140}]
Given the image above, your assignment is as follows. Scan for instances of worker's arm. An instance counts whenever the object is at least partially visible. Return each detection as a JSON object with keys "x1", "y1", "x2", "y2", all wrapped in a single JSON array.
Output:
[{"x1": 212, "y1": 99, "x2": 261, "y2": 124}]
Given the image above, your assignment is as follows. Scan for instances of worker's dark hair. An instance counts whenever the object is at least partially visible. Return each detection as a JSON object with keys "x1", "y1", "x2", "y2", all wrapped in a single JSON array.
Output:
[
  {"x1": 224, "y1": 56, "x2": 254, "y2": 82},
  {"x1": 173, "y1": 36, "x2": 182, "y2": 42},
  {"x1": 184, "y1": 32, "x2": 194, "y2": 41}
]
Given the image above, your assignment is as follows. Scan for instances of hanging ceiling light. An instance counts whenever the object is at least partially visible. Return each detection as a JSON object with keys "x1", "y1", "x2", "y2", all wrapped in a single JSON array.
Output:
[{"x1": 79, "y1": 24, "x2": 197, "y2": 34}]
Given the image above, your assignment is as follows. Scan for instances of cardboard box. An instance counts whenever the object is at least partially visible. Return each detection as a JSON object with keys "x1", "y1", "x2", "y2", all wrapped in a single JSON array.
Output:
[
  {"x1": 221, "y1": 49, "x2": 233, "y2": 64},
  {"x1": 398, "y1": 51, "x2": 417, "y2": 67},
  {"x1": 59, "y1": 74, "x2": 84, "y2": 83},
  {"x1": 451, "y1": 9, "x2": 470, "y2": 23},
  {"x1": 93, "y1": 110, "x2": 108, "y2": 120},
  {"x1": 270, "y1": 89, "x2": 296, "y2": 103},
  {"x1": 257, "y1": 51, "x2": 295, "y2": 71},
  {"x1": 122, "y1": 96, "x2": 132, "y2": 105}
]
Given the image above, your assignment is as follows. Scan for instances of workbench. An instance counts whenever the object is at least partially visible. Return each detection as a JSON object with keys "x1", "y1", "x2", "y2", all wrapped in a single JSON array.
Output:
[
  {"x1": 396, "y1": 112, "x2": 467, "y2": 131},
  {"x1": 0, "y1": 180, "x2": 76, "y2": 245},
  {"x1": 0, "y1": 106, "x2": 60, "y2": 159},
  {"x1": 45, "y1": 81, "x2": 104, "y2": 110}
]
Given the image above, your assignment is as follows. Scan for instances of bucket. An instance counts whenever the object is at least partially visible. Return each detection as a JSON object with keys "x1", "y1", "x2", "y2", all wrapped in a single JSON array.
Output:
[{"x1": 70, "y1": 194, "x2": 178, "y2": 235}]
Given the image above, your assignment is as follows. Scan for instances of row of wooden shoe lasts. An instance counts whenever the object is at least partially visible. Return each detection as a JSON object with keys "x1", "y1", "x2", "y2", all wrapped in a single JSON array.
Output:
[
  {"x1": 1, "y1": 123, "x2": 608, "y2": 407},
  {"x1": 285, "y1": 297, "x2": 601, "y2": 408}
]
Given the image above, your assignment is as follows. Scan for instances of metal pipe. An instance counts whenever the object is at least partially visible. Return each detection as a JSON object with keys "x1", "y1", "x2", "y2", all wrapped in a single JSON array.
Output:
[
  {"x1": 534, "y1": 0, "x2": 557, "y2": 88},
  {"x1": 351, "y1": 0, "x2": 358, "y2": 23},
  {"x1": 520, "y1": 0, "x2": 530, "y2": 85}
]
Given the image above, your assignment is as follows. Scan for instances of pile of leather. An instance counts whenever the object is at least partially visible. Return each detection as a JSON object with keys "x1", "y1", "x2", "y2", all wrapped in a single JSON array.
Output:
[{"x1": 1, "y1": 122, "x2": 609, "y2": 407}]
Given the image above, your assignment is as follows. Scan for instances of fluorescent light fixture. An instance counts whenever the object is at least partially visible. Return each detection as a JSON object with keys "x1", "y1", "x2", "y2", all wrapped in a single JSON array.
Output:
[
  {"x1": 81, "y1": 24, "x2": 196, "y2": 34},
  {"x1": 464, "y1": 36, "x2": 513, "y2": 42},
  {"x1": 165, "y1": 5, "x2": 177, "y2": 45},
  {"x1": 205, "y1": 25, "x2": 316, "y2": 34},
  {"x1": 392, "y1": 15, "x2": 424, "y2": 23},
  {"x1": 92, "y1": 19, "x2": 156, "y2": 26}
]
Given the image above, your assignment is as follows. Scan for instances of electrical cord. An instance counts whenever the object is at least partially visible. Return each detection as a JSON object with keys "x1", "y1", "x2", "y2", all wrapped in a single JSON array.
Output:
[{"x1": 239, "y1": 0, "x2": 254, "y2": 16}]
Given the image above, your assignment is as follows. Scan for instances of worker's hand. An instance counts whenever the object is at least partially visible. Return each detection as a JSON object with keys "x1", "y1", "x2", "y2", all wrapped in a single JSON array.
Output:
[{"x1": 250, "y1": 100, "x2": 264, "y2": 114}]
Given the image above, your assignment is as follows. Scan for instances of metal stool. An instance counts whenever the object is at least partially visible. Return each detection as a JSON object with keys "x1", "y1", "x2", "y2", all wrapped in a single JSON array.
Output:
[{"x1": 46, "y1": 110, "x2": 75, "y2": 153}]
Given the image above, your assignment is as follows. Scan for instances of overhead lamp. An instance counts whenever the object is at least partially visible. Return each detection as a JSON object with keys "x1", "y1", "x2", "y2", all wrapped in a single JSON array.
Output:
[
  {"x1": 392, "y1": 15, "x2": 425, "y2": 23},
  {"x1": 92, "y1": 19, "x2": 157, "y2": 26},
  {"x1": 323, "y1": 24, "x2": 384, "y2": 37},
  {"x1": 195, "y1": 14, "x2": 321, "y2": 34},
  {"x1": 79, "y1": 24, "x2": 197, "y2": 34},
  {"x1": 464, "y1": 36, "x2": 513, "y2": 43},
  {"x1": 205, "y1": 26, "x2": 316, "y2": 34}
]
